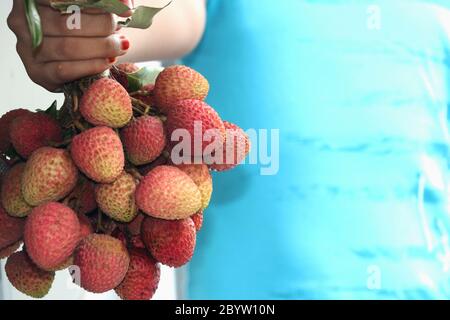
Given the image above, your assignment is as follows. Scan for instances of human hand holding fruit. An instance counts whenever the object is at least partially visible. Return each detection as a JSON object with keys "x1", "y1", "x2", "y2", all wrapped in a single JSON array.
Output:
[{"x1": 7, "y1": 0, "x2": 134, "y2": 92}]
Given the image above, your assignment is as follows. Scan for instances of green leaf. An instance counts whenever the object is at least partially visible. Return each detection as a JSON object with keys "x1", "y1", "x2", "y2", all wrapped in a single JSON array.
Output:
[
  {"x1": 127, "y1": 66, "x2": 164, "y2": 92},
  {"x1": 44, "y1": 100, "x2": 59, "y2": 120},
  {"x1": 24, "y1": 0, "x2": 43, "y2": 50},
  {"x1": 119, "y1": 3, "x2": 171, "y2": 29},
  {"x1": 50, "y1": 0, "x2": 130, "y2": 15},
  {"x1": 50, "y1": 0, "x2": 171, "y2": 30}
]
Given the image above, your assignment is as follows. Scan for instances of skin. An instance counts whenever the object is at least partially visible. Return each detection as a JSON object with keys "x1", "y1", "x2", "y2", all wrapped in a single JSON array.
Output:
[{"x1": 7, "y1": 0, "x2": 206, "y2": 92}]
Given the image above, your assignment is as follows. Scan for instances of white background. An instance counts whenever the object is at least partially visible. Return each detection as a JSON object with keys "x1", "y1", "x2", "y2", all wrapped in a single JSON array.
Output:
[{"x1": 0, "y1": 1, "x2": 177, "y2": 300}]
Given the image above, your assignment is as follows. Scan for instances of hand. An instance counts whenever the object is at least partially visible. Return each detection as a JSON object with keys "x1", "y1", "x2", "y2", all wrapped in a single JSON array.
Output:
[{"x1": 7, "y1": 0, "x2": 133, "y2": 92}]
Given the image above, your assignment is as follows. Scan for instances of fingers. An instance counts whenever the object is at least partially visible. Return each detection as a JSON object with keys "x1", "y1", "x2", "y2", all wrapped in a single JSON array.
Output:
[
  {"x1": 39, "y1": 6, "x2": 118, "y2": 37},
  {"x1": 34, "y1": 34, "x2": 129, "y2": 63},
  {"x1": 42, "y1": 59, "x2": 116, "y2": 90}
]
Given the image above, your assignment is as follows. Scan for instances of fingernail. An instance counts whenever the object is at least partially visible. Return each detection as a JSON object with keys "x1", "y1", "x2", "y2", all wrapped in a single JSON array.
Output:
[
  {"x1": 120, "y1": 37, "x2": 130, "y2": 51},
  {"x1": 108, "y1": 57, "x2": 117, "y2": 64}
]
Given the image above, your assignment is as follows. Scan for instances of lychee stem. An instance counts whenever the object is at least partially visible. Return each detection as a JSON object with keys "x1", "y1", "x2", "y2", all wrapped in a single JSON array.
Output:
[
  {"x1": 72, "y1": 93, "x2": 79, "y2": 113},
  {"x1": 96, "y1": 209, "x2": 103, "y2": 233},
  {"x1": 132, "y1": 106, "x2": 145, "y2": 116},
  {"x1": 73, "y1": 119, "x2": 86, "y2": 132},
  {"x1": 48, "y1": 138, "x2": 72, "y2": 148},
  {"x1": 126, "y1": 167, "x2": 143, "y2": 181},
  {"x1": 130, "y1": 97, "x2": 152, "y2": 112}
]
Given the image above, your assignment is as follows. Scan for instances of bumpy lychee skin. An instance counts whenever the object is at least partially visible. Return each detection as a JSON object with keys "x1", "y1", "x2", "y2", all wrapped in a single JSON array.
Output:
[
  {"x1": 154, "y1": 65, "x2": 209, "y2": 112},
  {"x1": 5, "y1": 251, "x2": 55, "y2": 299},
  {"x1": 191, "y1": 211, "x2": 203, "y2": 232},
  {"x1": 78, "y1": 214, "x2": 94, "y2": 239},
  {"x1": 115, "y1": 248, "x2": 160, "y2": 300},
  {"x1": 95, "y1": 172, "x2": 138, "y2": 223},
  {"x1": 0, "y1": 108, "x2": 32, "y2": 153},
  {"x1": 141, "y1": 216, "x2": 196, "y2": 267},
  {"x1": 70, "y1": 127, "x2": 125, "y2": 183},
  {"x1": 111, "y1": 63, "x2": 140, "y2": 90},
  {"x1": 177, "y1": 164, "x2": 212, "y2": 210},
  {"x1": 0, "y1": 240, "x2": 21, "y2": 260},
  {"x1": 22, "y1": 147, "x2": 78, "y2": 207},
  {"x1": 74, "y1": 234, "x2": 130, "y2": 293},
  {"x1": 1, "y1": 163, "x2": 32, "y2": 217},
  {"x1": 79, "y1": 78, "x2": 132, "y2": 128},
  {"x1": 10, "y1": 112, "x2": 62, "y2": 158},
  {"x1": 24, "y1": 202, "x2": 81, "y2": 271},
  {"x1": 166, "y1": 99, "x2": 225, "y2": 161},
  {"x1": 210, "y1": 121, "x2": 250, "y2": 171},
  {"x1": 136, "y1": 166, "x2": 202, "y2": 220},
  {"x1": 0, "y1": 206, "x2": 25, "y2": 250},
  {"x1": 121, "y1": 116, "x2": 166, "y2": 166}
]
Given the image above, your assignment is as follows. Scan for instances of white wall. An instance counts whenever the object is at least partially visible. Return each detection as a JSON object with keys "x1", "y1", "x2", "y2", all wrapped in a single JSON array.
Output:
[{"x1": 0, "y1": 2, "x2": 176, "y2": 300}]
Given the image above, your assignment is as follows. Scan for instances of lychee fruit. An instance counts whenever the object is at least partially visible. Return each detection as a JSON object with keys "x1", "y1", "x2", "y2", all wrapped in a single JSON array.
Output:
[
  {"x1": 70, "y1": 126, "x2": 125, "y2": 183},
  {"x1": 141, "y1": 216, "x2": 196, "y2": 267},
  {"x1": 166, "y1": 99, "x2": 225, "y2": 162},
  {"x1": 191, "y1": 211, "x2": 203, "y2": 232},
  {"x1": 21, "y1": 147, "x2": 78, "y2": 207},
  {"x1": 78, "y1": 214, "x2": 94, "y2": 239},
  {"x1": 0, "y1": 240, "x2": 21, "y2": 260},
  {"x1": 115, "y1": 248, "x2": 160, "y2": 300},
  {"x1": 95, "y1": 172, "x2": 138, "y2": 223},
  {"x1": 1, "y1": 163, "x2": 32, "y2": 217},
  {"x1": 24, "y1": 202, "x2": 81, "y2": 271},
  {"x1": 9, "y1": 112, "x2": 62, "y2": 158},
  {"x1": 177, "y1": 164, "x2": 212, "y2": 210},
  {"x1": 73, "y1": 234, "x2": 130, "y2": 293},
  {"x1": 121, "y1": 115, "x2": 166, "y2": 166},
  {"x1": 0, "y1": 108, "x2": 32, "y2": 153},
  {"x1": 79, "y1": 78, "x2": 132, "y2": 128},
  {"x1": 70, "y1": 179, "x2": 97, "y2": 215},
  {"x1": 111, "y1": 63, "x2": 140, "y2": 90},
  {"x1": 0, "y1": 205, "x2": 25, "y2": 250},
  {"x1": 135, "y1": 166, "x2": 202, "y2": 220},
  {"x1": 210, "y1": 121, "x2": 250, "y2": 171},
  {"x1": 154, "y1": 65, "x2": 209, "y2": 112},
  {"x1": 5, "y1": 251, "x2": 55, "y2": 298}
]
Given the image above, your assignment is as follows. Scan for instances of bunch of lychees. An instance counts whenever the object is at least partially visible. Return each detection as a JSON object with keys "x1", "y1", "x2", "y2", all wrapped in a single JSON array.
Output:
[{"x1": 0, "y1": 64, "x2": 249, "y2": 299}]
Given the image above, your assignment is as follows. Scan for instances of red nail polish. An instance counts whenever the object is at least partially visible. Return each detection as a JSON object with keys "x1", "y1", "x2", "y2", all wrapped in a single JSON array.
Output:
[
  {"x1": 108, "y1": 57, "x2": 117, "y2": 64},
  {"x1": 121, "y1": 38, "x2": 130, "y2": 51}
]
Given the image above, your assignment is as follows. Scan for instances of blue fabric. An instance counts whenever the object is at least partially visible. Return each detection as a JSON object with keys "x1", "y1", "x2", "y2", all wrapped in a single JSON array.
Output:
[{"x1": 182, "y1": 0, "x2": 450, "y2": 299}]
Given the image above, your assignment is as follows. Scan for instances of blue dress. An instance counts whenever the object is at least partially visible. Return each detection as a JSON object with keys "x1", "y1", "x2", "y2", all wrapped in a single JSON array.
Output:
[{"x1": 182, "y1": 0, "x2": 450, "y2": 299}]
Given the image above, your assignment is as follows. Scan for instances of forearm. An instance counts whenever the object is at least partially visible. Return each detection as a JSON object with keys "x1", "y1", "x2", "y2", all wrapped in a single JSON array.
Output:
[{"x1": 120, "y1": 0, "x2": 206, "y2": 62}]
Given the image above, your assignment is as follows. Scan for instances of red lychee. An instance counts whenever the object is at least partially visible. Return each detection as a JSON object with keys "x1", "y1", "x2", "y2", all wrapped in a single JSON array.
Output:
[
  {"x1": 9, "y1": 112, "x2": 62, "y2": 158},
  {"x1": 141, "y1": 216, "x2": 196, "y2": 267}
]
